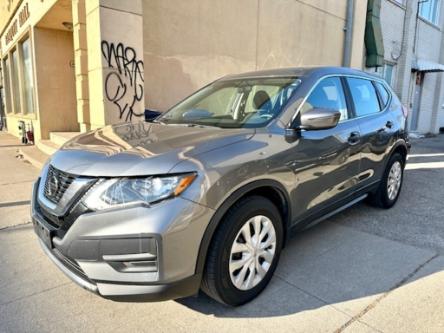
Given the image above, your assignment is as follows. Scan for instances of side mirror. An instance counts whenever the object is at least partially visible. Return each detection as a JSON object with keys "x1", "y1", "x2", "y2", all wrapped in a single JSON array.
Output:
[
  {"x1": 144, "y1": 109, "x2": 161, "y2": 122},
  {"x1": 298, "y1": 108, "x2": 341, "y2": 131}
]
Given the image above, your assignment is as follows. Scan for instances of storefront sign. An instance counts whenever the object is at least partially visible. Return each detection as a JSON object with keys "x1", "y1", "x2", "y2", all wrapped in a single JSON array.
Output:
[{"x1": 5, "y1": 3, "x2": 30, "y2": 46}]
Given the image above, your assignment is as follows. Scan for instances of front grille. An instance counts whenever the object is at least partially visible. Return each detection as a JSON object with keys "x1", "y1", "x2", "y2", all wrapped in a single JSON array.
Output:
[
  {"x1": 35, "y1": 195, "x2": 92, "y2": 231},
  {"x1": 44, "y1": 165, "x2": 76, "y2": 204},
  {"x1": 37, "y1": 204, "x2": 64, "y2": 228}
]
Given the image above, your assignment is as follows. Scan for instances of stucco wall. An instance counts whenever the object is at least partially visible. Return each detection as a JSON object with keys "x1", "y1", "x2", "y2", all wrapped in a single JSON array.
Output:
[
  {"x1": 86, "y1": 0, "x2": 145, "y2": 128},
  {"x1": 380, "y1": 0, "x2": 405, "y2": 64},
  {"x1": 0, "y1": 0, "x2": 61, "y2": 56},
  {"x1": 2, "y1": 0, "x2": 368, "y2": 137},
  {"x1": 0, "y1": 0, "x2": 22, "y2": 38},
  {"x1": 142, "y1": 0, "x2": 366, "y2": 111}
]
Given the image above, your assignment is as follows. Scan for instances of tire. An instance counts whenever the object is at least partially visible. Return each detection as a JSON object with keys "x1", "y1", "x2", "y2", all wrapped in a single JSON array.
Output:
[
  {"x1": 201, "y1": 196, "x2": 284, "y2": 306},
  {"x1": 368, "y1": 153, "x2": 404, "y2": 209}
]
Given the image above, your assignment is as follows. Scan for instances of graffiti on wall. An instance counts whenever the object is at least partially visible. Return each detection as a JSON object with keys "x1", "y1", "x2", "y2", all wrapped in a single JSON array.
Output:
[{"x1": 101, "y1": 41, "x2": 144, "y2": 122}]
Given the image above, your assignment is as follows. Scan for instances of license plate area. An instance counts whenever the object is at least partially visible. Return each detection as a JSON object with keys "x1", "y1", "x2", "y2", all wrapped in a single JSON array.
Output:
[{"x1": 33, "y1": 218, "x2": 53, "y2": 249}]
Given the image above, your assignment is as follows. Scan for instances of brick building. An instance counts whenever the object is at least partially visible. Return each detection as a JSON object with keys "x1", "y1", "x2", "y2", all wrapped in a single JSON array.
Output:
[{"x1": 366, "y1": 0, "x2": 444, "y2": 134}]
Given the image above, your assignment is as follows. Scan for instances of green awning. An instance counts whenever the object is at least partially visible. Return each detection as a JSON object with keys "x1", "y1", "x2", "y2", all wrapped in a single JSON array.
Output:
[{"x1": 365, "y1": 0, "x2": 385, "y2": 67}]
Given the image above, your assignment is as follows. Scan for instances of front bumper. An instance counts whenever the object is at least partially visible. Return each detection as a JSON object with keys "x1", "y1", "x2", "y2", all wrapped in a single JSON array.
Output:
[
  {"x1": 32, "y1": 179, "x2": 214, "y2": 301},
  {"x1": 38, "y1": 238, "x2": 201, "y2": 301}
]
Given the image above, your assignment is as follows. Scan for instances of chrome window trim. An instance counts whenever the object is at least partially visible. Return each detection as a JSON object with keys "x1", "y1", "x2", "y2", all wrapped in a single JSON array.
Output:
[{"x1": 288, "y1": 73, "x2": 392, "y2": 127}]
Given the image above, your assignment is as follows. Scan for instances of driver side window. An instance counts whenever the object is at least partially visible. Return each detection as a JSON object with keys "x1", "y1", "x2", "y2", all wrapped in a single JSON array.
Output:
[{"x1": 301, "y1": 77, "x2": 349, "y2": 121}]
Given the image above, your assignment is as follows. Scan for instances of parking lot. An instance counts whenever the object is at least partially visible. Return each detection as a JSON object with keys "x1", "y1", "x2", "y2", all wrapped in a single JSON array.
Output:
[{"x1": 1, "y1": 131, "x2": 444, "y2": 333}]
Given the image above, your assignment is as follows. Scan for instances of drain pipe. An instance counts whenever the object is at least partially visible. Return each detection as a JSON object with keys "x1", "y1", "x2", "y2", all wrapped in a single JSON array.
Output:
[{"x1": 343, "y1": 0, "x2": 355, "y2": 67}]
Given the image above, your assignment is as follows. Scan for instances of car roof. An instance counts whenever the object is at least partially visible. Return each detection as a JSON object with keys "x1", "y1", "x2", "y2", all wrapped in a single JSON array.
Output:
[{"x1": 220, "y1": 66, "x2": 380, "y2": 81}]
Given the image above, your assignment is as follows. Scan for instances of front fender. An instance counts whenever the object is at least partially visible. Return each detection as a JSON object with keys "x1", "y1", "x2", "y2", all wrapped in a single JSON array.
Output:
[{"x1": 192, "y1": 179, "x2": 292, "y2": 276}]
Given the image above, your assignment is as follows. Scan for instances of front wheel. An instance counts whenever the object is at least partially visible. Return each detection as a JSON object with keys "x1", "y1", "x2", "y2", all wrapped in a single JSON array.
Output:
[
  {"x1": 201, "y1": 196, "x2": 283, "y2": 306},
  {"x1": 368, "y1": 153, "x2": 404, "y2": 208}
]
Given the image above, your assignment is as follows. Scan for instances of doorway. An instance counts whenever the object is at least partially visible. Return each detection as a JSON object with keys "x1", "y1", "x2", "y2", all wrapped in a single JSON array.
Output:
[
  {"x1": 410, "y1": 72, "x2": 424, "y2": 131},
  {"x1": 34, "y1": 0, "x2": 79, "y2": 139},
  {"x1": 0, "y1": 88, "x2": 5, "y2": 130}
]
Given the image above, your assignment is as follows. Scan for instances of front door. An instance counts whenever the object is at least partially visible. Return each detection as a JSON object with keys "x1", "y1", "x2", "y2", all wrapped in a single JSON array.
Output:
[
  {"x1": 288, "y1": 77, "x2": 362, "y2": 223},
  {"x1": 345, "y1": 77, "x2": 394, "y2": 188}
]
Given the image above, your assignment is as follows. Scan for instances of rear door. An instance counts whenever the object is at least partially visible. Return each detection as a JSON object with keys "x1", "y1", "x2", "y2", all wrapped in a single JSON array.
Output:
[
  {"x1": 345, "y1": 77, "x2": 395, "y2": 188},
  {"x1": 288, "y1": 77, "x2": 362, "y2": 222}
]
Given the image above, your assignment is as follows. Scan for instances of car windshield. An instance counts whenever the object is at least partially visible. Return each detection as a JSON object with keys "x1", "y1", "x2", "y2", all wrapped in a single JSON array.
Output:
[{"x1": 158, "y1": 77, "x2": 301, "y2": 128}]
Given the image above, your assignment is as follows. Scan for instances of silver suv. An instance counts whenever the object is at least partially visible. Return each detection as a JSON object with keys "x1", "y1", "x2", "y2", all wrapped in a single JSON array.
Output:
[{"x1": 32, "y1": 67, "x2": 410, "y2": 306}]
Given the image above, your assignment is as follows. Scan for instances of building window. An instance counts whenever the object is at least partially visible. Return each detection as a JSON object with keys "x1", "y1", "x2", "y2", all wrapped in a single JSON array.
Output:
[
  {"x1": 20, "y1": 38, "x2": 34, "y2": 114},
  {"x1": 384, "y1": 64, "x2": 395, "y2": 87},
  {"x1": 10, "y1": 48, "x2": 21, "y2": 114},
  {"x1": 419, "y1": 0, "x2": 440, "y2": 25},
  {"x1": 364, "y1": 63, "x2": 396, "y2": 87},
  {"x1": 2, "y1": 56, "x2": 12, "y2": 114}
]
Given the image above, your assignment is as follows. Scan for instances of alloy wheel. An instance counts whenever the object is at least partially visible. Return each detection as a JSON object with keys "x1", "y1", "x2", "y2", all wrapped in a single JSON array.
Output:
[{"x1": 387, "y1": 161, "x2": 402, "y2": 201}]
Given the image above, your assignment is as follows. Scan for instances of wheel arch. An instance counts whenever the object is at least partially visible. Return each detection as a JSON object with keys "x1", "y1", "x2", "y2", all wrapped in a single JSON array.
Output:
[
  {"x1": 389, "y1": 140, "x2": 409, "y2": 166},
  {"x1": 194, "y1": 179, "x2": 292, "y2": 276}
]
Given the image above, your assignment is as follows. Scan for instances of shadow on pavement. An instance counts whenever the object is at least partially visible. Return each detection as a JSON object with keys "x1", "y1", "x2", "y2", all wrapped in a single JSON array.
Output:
[
  {"x1": 0, "y1": 200, "x2": 31, "y2": 208},
  {"x1": 0, "y1": 144, "x2": 25, "y2": 149},
  {"x1": 177, "y1": 219, "x2": 439, "y2": 319}
]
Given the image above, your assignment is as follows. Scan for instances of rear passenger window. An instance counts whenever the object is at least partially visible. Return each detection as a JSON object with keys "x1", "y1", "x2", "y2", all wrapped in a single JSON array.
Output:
[
  {"x1": 347, "y1": 78, "x2": 381, "y2": 117},
  {"x1": 374, "y1": 81, "x2": 390, "y2": 108},
  {"x1": 301, "y1": 77, "x2": 349, "y2": 121}
]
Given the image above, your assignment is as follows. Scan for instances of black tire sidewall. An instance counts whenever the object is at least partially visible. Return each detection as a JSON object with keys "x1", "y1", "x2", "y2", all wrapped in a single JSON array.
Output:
[{"x1": 214, "y1": 197, "x2": 283, "y2": 306}]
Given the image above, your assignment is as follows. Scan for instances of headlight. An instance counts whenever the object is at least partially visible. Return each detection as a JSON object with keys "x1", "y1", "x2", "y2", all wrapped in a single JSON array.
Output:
[{"x1": 83, "y1": 173, "x2": 196, "y2": 210}]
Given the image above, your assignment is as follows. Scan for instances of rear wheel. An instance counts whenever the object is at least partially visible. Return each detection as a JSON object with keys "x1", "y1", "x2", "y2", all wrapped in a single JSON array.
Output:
[
  {"x1": 201, "y1": 196, "x2": 283, "y2": 306},
  {"x1": 368, "y1": 153, "x2": 404, "y2": 208}
]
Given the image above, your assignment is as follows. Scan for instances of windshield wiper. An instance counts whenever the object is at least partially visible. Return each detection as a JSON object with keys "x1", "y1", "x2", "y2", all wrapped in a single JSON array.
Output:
[
  {"x1": 153, "y1": 119, "x2": 168, "y2": 125},
  {"x1": 184, "y1": 123, "x2": 220, "y2": 129},
  {"x1": 154, "y1": 119, "x2": 221, "y2": 129}
]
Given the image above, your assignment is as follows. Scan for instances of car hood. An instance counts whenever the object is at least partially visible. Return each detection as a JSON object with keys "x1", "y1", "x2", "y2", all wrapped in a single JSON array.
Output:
[{"x1": 49, "y1": 122, "x2": 255, "y2": 177}]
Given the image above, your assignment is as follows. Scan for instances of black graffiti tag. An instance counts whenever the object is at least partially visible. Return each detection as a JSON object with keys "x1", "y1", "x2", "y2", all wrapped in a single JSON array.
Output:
[{"x1": 102, "y1": 41, "x2": 144, "y2": 122}]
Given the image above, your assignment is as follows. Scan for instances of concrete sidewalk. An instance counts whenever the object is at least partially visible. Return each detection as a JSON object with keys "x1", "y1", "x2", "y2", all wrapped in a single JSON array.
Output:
[
  {"x1": 0, "y1": 132, "x2": 39, "y2": 230},
  {"x1": 1, "y1": 130, "x2": 444, "y2": 333}
]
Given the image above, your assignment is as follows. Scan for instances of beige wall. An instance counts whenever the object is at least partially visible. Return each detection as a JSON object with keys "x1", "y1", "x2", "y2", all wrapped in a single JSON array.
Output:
[
  {"x1": 86, "y1": 0, "x2": 145, "y2": 128},
  {"x1": 1, "y1": 0, "x2": 368, "y2": 142},
  {"x1": 350, "y1": 0, "x2": 367, "y2": 69},
  {"x1": 0, "y1": 0, "x2": 61, "y2": 55},
  {"x1": 33, "y1": 27, "x2": 78, "y2": 139},
  {"x1": 0, "y1": 0, "x2": 22, "y2": 42},
  {"x1": 143, "y1": 0, "x2": 367, "y2": 111}
]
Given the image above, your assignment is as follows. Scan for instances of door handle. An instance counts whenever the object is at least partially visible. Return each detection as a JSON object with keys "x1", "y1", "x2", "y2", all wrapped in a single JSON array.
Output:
[
  {"x1": 348, "y1": 131, "x2": 360, "y2": 145},
  {"x1": 378, "y1": 121, "x2": 394, "y2": 133}
]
